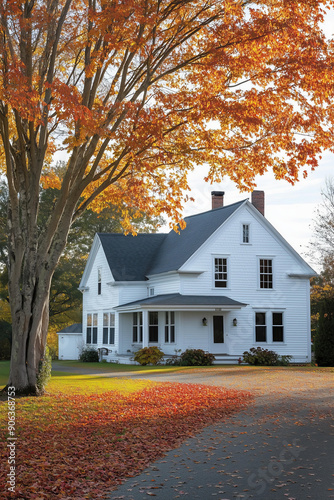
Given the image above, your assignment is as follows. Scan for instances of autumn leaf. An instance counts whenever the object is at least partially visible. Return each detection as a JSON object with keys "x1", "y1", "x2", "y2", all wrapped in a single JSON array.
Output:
[{"x1": 0, "y1": 381, "x2": 252, "y2": 499}]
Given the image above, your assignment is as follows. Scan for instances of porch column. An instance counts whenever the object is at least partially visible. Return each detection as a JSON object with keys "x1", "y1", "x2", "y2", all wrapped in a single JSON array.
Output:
[{"x1": 142, "y1": 309, "x2": 149, "y2": 348}]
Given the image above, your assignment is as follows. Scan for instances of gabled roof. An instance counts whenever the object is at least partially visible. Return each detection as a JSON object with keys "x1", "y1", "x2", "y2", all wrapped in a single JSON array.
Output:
[
  {"x1": 98, "y1": 233, "x2": 166, "y2": 281},
  {"x1": 97, "y1": 200, "x2": 245, "y2": 281}
]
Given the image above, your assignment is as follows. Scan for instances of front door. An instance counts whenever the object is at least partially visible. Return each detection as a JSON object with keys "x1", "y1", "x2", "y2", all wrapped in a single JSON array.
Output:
[{"x1": 213, "y1": 316, "x2": 224, "y2": 349}]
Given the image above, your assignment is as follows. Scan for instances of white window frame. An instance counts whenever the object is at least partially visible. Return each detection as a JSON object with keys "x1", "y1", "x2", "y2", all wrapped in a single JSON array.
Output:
[
  {"x1": 103, "y1": 312, "x2": 115, "y2": 345},
  {"x1": 241, "y1": 223, "x2": 251, "y2": 244},
  {"x1": 272, "y1": 311, "x2": 284, "y2": 343},
  {"x1": 98, "y1": 267, "x2": 102, "y2": 295},
  {"x1": 258, "y1": 257, "x2": 274, "y2": 289},
  {"x1": 253, "y1": 309, "x2": 285, "y2": 344},
  {"x1": 213, "y1": 256, "x2": 229, "y2": 289},
  {"x1": 132, "y1": 312, "x2": 143, "y2": 343},
  {"x1": 255, "y1": 311, "x2": 267, "y2": 343},
  {"x1": 164, "y1": 311, "x2": 175, "y2": 344},
  {"x1": 87, "y1": 313, "x2": 98, "y2": 344},
  {"x1": 149, "y1": 311, "x2": 159, "y2": 343}
]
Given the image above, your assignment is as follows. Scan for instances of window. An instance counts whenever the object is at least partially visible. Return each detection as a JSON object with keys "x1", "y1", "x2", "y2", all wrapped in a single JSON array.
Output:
[
  {"x1": 255, "y1": 312, "x2": 267, "y2": 342},
  {"x1": 92, "y1": 313, "x2": 98, "y2": 344},
  {"x1": 147, "y1": 287, "x2": 155, "y2": 297},
  {"x1": 133, "y1": 312, "x2": 143, "y2": 343},
  {"x1": 214, "y1": 258, "x2": 228, "y2": 288},
  {"x1": 87, "y1": 313, "x2": 98, "y2": 344},
  {"x1": 103, "y1": 312, "x2": 115, "y2": 344},
  {"x1": 149, "y1": 312, "x2": 159, "y2": 342},
  {"x1": 242, "y1": 224, "x2": 250, "y2": 243},
  {"x1": 259, "y1": 259, "x2": 273, "y2": 289},
  {"x1": 272, "y1": 312, "x2": 284, "y2": 342},
  {"x1": 165, "y1": 312, "x2": 175, "y2": 343},
  {"x1": 98, "y1": 268, "x2": 102, "y2": 295},
  {"x1": 86, "y1": 313, "x2": 92, "y2": 343}
]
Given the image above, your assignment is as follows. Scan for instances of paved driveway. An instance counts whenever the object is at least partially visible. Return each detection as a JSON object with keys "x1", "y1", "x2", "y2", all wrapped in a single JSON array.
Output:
[
  {"x1": 102, "y1": 367, "x2": 333, "y2": 500},
  {"x1": 53, "y1": 364, "x2": 334, "y2": 499}
]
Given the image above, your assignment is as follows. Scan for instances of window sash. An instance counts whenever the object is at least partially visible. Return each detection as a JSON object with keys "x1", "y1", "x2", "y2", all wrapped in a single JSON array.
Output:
[
  {"x1": 133, "y1": 312, "x2": 143, "y2": 343},
  {"x1": 109, "y1": 327, "x2": 115, "y2": 345},
  {"x1": 243, "y1": 224, "x2": 249, "y2": 243},
  {"x1": 98, "y1": 268, "x2": 102, "y2": 295},
  {"x1": 255, "y1": 312, "x2": 267, "y2": 342},
  {"x1": 165, "y1": 312, "x2": 175, "y2": 343},
  {"x1": 272, "y1": 312, "x2": 284, "y2": 342},
  {"x1": 259, "y1": 259, "x2": 273, "y2": 289},
  {"x1": 214, "y1": 258, "x2": 227, "y2": 287},
  {"x1": 149, "y1": 312, "x2": 159, "y2": 342},
  {"x1": 86, "y1": 327, "x2": 92, "y2": 344}
]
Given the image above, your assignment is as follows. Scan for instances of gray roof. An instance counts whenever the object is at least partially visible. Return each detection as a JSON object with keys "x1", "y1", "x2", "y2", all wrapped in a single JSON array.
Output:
[
  {"x1": 117, "y1": 293, "x2": 247, "y2": 309},
  {"x1": 99, "y1": 233, "x2": 166, "y2": 281},
  {"x1": 57, "y1": 323, "x2": 82, "y2": 333},
  {"x1": 99, "y1": 201, "x2": 245, "y2": 281}
]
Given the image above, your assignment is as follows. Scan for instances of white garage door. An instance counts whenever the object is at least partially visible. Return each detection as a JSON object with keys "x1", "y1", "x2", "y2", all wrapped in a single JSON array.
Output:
[{"x1": 58, "y1": 334, "x2": 83, "y2": 360}]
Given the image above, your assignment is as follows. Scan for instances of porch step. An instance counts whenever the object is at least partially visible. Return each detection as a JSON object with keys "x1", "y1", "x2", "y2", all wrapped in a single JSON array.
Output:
[{"x1": 213, "y1": 354, "x2": 243, "y2": 365}]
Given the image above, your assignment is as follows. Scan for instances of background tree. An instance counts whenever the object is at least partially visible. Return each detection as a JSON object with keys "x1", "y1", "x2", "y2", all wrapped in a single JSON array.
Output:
[
  {"x1": 309, "y1": 178, "x2": 334, "y2": 365},
  {"x1": 309, "y1": 178, "x2": 334, "y2": 269},
  {"x1": 313, "y1": 296, "x2": 334, "y2": 366},
  {"x1": 1, "y1": 0, "x2": 333, "y2": 393}
]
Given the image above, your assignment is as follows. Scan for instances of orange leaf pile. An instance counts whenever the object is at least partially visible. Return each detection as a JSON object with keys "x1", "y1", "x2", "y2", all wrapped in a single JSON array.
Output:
[{"x1": 0, "y1": 382, "x2": 251, "y2": 499}]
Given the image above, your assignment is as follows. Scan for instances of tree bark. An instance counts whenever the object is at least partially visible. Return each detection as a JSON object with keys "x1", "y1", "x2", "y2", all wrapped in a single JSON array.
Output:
[{"x1": 7, "y1": 247, "x2": 53, "y2": 394}]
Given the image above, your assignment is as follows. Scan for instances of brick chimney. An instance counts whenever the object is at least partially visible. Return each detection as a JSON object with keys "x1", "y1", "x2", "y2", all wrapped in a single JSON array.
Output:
[
  {"x1": 251, "y1": 190, "x2": 265, "y2": 216},
  {"x1": 211, "y1": 191, "x2": 225, "y2": 210}
]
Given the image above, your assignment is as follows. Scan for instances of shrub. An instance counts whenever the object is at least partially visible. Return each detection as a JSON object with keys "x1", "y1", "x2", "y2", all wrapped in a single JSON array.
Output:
[
  {"x1": 79, "y1": 346, "x2": 99, "y2": 362},
  {"x1": 166, "y1": 349, "x2": 182, "y2": 365},
  {"x1": 243, "y1": 347, "x2": 291, "y2": 366},
  {"x1": 47, "y1": 344, "x2": 58, "y2": 360},
  {"x1": 179, "y1": 349, "x2": 215, "y2": 366},
  {"x1": 133, "y1": 346, "x2": 164, "y2": 366},
  {"x1": 36, "y1": 346, "x2": 52, "y2": 393},
  {"x1": 314, "y1": 297, "x2": 334, "y2": 366}
]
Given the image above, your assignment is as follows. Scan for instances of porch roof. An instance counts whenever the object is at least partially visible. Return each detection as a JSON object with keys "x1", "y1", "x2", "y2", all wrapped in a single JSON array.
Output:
[{"x1": 116, "y1": 293, "x2": 247, "y2": 311}]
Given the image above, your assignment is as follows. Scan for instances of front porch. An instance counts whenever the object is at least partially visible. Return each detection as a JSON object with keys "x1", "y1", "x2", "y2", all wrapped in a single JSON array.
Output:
[{"x1": 113, "y1": 293, "x2": 247, "y2": 361}]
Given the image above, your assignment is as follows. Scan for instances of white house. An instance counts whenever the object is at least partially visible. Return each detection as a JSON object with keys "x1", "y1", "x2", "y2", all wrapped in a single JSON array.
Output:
[{"x1": 60, "y1": 191, "x2": 317, "y2": 363}]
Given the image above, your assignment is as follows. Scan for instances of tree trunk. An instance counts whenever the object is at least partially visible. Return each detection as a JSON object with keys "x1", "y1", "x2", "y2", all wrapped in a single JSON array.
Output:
[
  {"x1": 7, "y1": 273, "x2": 51, "y2": 394},
  {"x1": 5, "y1": 184, "x2": 73, "y2": 394}
]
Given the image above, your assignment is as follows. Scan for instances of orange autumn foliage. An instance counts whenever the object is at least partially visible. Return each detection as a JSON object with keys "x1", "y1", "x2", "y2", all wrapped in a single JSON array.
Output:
[{"x1": 1, "y1": 1, "x2": 333, "y2": 229}]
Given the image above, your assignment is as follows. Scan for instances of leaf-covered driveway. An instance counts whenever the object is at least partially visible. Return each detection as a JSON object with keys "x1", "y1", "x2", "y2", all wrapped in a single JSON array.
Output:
[
  {"x1": 107, "y1": 366, "x2": 334, "y2": 500},
  {"x1": 0, "y1": 377, "x2": 250, "y2": 499}
]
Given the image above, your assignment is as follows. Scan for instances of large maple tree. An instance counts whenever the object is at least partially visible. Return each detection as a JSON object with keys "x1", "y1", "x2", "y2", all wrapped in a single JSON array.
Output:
[{"x1": 0, "y1": 0, "x2": 333, "y2": 393}]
